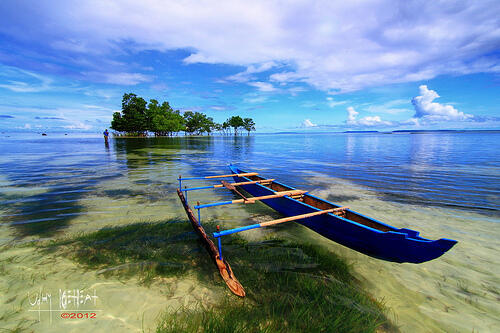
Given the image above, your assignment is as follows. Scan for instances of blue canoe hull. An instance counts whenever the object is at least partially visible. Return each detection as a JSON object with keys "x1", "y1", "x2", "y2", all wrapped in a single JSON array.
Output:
[{"x1": 229, "y1": 165, "x2": 457, "y2": 263}]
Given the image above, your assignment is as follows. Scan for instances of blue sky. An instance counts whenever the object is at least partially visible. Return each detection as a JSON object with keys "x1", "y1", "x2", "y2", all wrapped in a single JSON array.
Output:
[{"x1": 0, "y1": 0, "x2": 499, "y2": 133}]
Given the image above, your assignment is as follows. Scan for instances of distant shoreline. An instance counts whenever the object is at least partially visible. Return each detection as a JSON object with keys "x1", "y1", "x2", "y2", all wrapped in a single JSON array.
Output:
[{"x1": 2, "y1": 129, "x2": 500, "y2": 138}]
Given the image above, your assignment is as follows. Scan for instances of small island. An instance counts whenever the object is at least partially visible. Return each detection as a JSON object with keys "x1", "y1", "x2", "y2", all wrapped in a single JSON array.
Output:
[{"x1": 111, "y1": 93, "x2": 256, "y2": 136}]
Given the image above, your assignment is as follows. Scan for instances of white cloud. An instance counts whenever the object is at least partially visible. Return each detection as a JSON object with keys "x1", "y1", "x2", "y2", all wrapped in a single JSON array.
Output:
[
  {"x1": 63, "y1": 121, "x2": 93, "y2": 130},
  {"x1": 81, "y1": 88, "x2": 119, "y2": 100},
  {"x1": 82, "y1": 104, "x2": 115, "y2": 112},
  {"x1": 301, "y1": 119, "x2": 317, "y2": 128},
  {"x1": 288, "y1": 86, "x2": 306, "y2": 95},
  {"x1": 243, "y1": 95, "x2": 268, "y2": 103},
  {"x1": 270, "y1": 71, "x2": 305, "y2": 84},
  {"x1": 209, "y1": 105, "x2": 235, "y2": 111},
  {"x1": 226, "y1": 61, "x2": 277, "y2": 82},
  {"x1": 326, "y1": 97, "x2": 347, "y2": 108},
  {"x1": 248, "y1": 81, "x2": 277, "y2": 92},
  {"x1": 3, "y1": 1, "x2": 498, "y2": 93},
  {"x1": 0, "y1": 66, "x2": 53, "y2": 92},
  {"x1": 411, "y1": 85, "x2": 473, "y2": 122},
  {"x1": 357, "y1": 116, "x2": 391, "y2": 126},
  {"x1": 346, "y1": 106, "x2": 392, "y2": 127},
  {"x1": 82, "y1": 72, "x2": 153, "y2": 85},
  {"x1": 364, "y1": 99, "x2": 411, "y2": 114},
  {"x1": 347, "y1": 107, "x2": 358, "y2": 124},
  {"x1": 0, "y1": 104, "x2": 113, "y2": 131}
]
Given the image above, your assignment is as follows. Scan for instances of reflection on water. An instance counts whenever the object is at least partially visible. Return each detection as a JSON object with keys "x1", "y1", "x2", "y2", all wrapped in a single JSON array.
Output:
[
  {"x1": 1, "y1": 132, "x2": 498, "y2": 238},
  {"x1": 0, "y1": 132, "x2": 498, "y2": 332}
]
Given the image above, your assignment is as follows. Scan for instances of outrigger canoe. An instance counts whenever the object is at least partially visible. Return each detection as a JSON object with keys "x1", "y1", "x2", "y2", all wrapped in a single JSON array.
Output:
[{"x1": 177, "y1": 165, "x2": 457, "y2": 296}]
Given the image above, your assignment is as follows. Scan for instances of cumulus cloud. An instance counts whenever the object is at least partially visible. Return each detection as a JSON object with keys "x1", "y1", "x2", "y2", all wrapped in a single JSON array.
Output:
[
  {"x1": 411, "y1": 85, "x2": 473, "y2": 122},
  {"x1": 301, "y1": 119, "x2": 317, "y2": 128},
  {"x1": 346, "y1": 106, "x2": 392, "y2": 127},
  {"x1": 347, "y1": 107, "x2": 358, "y2": 124},
  {"x1": 1, "y1": 1, "x2": 499, "y2": 92}
]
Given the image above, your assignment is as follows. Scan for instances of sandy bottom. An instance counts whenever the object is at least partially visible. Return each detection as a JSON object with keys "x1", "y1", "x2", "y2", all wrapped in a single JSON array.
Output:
[
  {"x1": 284, "y1": 173, "x2": 500, "y2": 332},
  {"x1": 0, "y1": 162, "x2": 498, "y2": 332},
  {"x1": 0, "y1": 164, "x2": 225, "y2": 332}
]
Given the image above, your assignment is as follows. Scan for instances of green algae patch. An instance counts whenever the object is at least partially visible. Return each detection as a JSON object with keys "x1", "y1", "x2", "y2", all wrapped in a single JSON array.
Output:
[
  {"x1": 37, "y1": 220, "x2": 396, "y2": 332},
  {"x1": 157, "y1": 237, "x2": 397, "y2": 333},
  {"x1": 38, "y1": 219, "x2": 219, "y2": 285}
]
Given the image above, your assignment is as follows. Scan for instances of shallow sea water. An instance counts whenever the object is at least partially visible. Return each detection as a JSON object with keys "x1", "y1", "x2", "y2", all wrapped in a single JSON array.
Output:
[{"x1": 0, "y1": 132, "x2": 498, "y2": 332}]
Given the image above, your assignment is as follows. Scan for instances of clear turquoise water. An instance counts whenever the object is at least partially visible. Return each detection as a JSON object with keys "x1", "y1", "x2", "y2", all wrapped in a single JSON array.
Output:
[
  {"x1": 1, "y1": 131, "x2": 498, "y2": 233},
  {"x1": 0, "y1": 131, "x2": 499, "y2": 332}
]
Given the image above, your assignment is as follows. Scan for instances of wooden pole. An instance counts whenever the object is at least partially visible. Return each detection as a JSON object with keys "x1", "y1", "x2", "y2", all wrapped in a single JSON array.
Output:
[
  {"x1": 213, "y1": 206, "x2": 350, "y2": 238},
  {"x1": 237, "y1": 190, "x2": 307, "y2": 204},
  {"x1": 259, "y1": 206, "x2": 349, "y2": 227},
  {"x1": 205, "y1": 172, "x2": 258, "y2": 179},
  {"x1": 214, "y1": 179, "x2": 275, "y2": 188},
  {"x1": 176, "y1": 189, "x2": 245, "y2": 297},
  {"x1": 195, "y1": 190, "x2": 307, "y2": 209}
]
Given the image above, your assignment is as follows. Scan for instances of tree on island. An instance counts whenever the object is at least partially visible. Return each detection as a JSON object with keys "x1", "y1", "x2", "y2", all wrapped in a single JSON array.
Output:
[
  {"x1": 147, "y1": 99, "x2": 185, "y2": 136},
  {"x1": 243, "y1": 118, "x2": 256, "y2": 135},
  {"x1": 183, "y1": 111, "x2": 216, "y2": 135},
  {"x1": 111, "y1": 93, "x2": 148, "y2": 135},
  {"x1": 228, "y1": 116, "x2": 244, "y2": 135},
  {"x1": 213, "y1": 123, "x2": 223, "y2": 135},
  {"x1": 222, "y1": 121, "x2": 230, "y2": 135},
  {"x1": 112, "y1": 93, "x2": 185, "y2": 136},
  {"x1": 111, "y1": 93, "x2": 256, "y2": 137}
]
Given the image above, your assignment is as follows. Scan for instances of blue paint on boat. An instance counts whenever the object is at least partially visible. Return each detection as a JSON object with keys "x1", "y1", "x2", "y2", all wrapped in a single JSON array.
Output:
[
  {"x1": 214, "y1": 223, "x2": 262, "y2": 238},
  {"x1": 228, "y1": 165, "x2": 457, "y2": 263},
  {"x1": 195, "y1": 201, "x2": 234, "y2": 209}
]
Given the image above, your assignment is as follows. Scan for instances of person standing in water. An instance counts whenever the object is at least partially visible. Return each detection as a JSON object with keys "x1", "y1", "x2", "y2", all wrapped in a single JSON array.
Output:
[{"x1": 103, "y1": 129, "x2": 109, "y2": 143}]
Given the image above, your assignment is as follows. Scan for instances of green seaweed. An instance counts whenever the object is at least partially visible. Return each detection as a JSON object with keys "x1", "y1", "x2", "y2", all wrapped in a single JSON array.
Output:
[
  {"x1": 38, "y1": 219, "x2": 397, "y2": 332},
  {"x1": 39, "y1": 219, "x2": 214, "y2": 285},
  {"x1": 156, "y1": 235, "x2": 397, "y2": 333}
]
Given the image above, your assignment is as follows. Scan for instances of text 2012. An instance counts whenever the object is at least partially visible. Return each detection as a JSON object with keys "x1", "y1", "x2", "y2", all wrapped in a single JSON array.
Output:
[{"x1": 60, "y1": 312, "x2": 97, "y2": 319}]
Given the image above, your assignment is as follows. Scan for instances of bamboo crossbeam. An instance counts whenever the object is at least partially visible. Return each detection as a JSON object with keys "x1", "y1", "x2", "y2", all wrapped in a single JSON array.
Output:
[
  {"x1": 205, "y1": 172, "x2": 258, "y2": 179},
  {"x1": 179, "y1": 172, "x2": 258, "y2": 181},
  {"x1": 213, "y1": 206, "x2": 350, "y2": 238},
  {"x1": 194, "y1": 190, "x2": 307, "y2": 209},
  {"x1": 243, "y1": 190, "x2": 307, "y2": 204},
  {"x1": 182, "y1": 179, "x2": 275, "y2": 192},
  {"x1": 260, "y1": 206, "x2": 349, "y2": 227},
  {"x1": 215, "y1": 179, "x2": 275, "y2": 188}
]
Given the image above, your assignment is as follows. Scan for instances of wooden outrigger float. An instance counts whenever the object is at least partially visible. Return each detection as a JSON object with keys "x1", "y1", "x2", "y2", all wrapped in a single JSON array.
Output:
[
  {"x1": 177, "y1": 189, "x2": 245, "y2": 297},
  {"x1": 177, "y1": 166, "x2": 457, "y2": 296}
]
